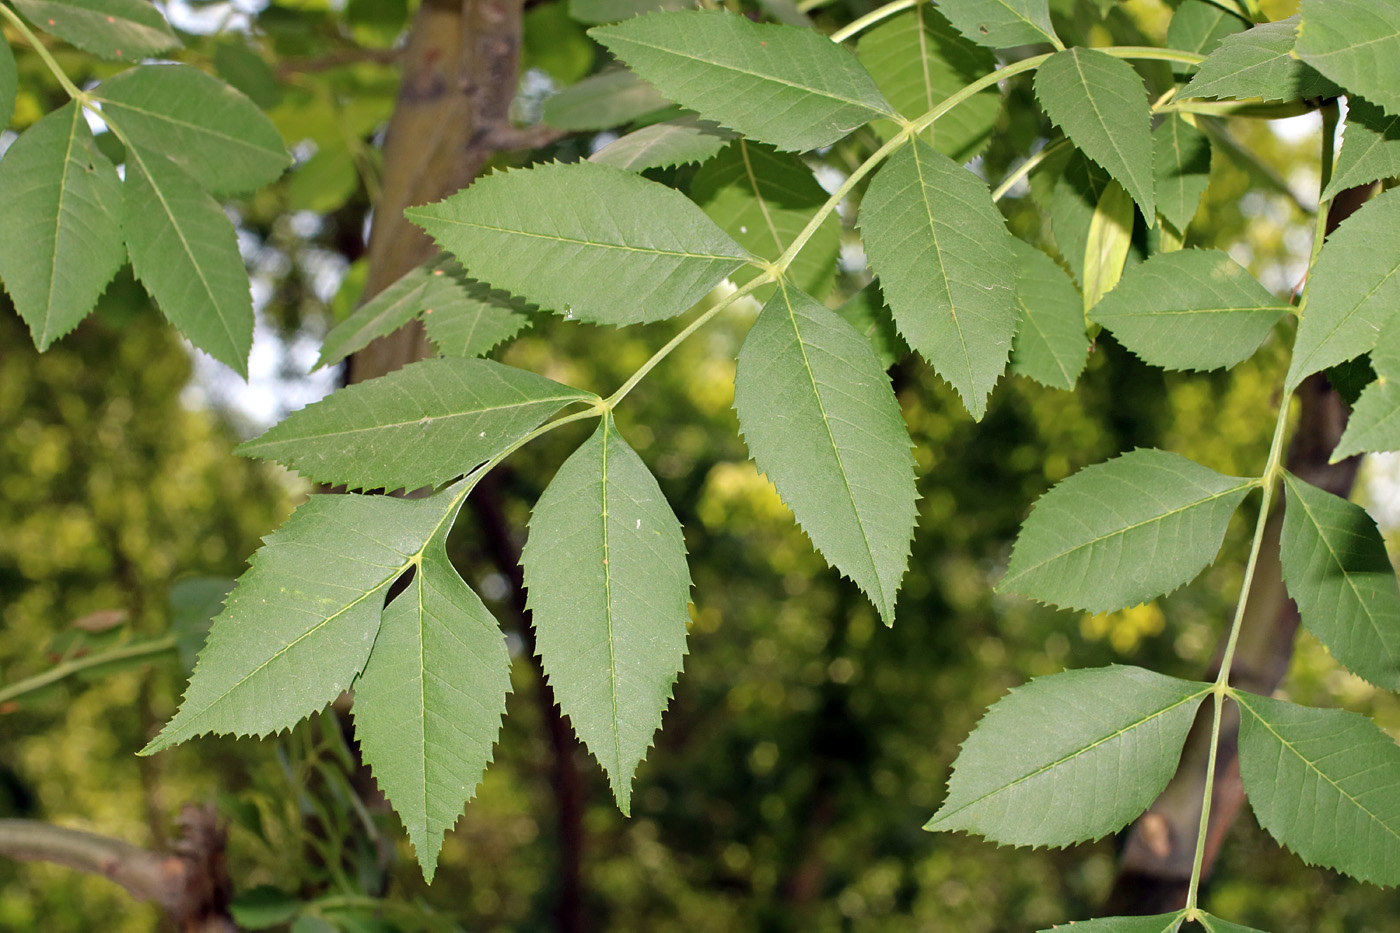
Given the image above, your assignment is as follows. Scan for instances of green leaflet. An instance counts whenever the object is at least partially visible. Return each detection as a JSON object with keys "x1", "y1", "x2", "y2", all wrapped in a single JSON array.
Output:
[
  {"x1": 0, "y1": 39, "x2": 14, "y2": 129},
  {"x1": 1236, "y1": 690, "x2": 1400, "y2": 887},
  {"x1": 0, "y1": 102, "x2": 125, "y2": 351},
  {"x1": 1332, "y1": 382, "x2": 1400, "y2": 460},
  {"x1": 1009, "y1": 240, "x2": 1089, "y2": 391},
  {"x1": 1198, "y1": 916, "x2": 1270, "y2": 933},
  {"x1": 1153, "y1": 115, "x2": 1212, "y2": 233},
  {"x1": 927, "y1": 666, "x2": 1207, "y2": 847},
  {"x1": 1184, "y1": 16, "x2": 1339, "y2": 104},
  {"x1": 1165, "y1": 0, "x2": 1248, "y2": 73},
  {"x1": 95, "y1": 64, "x2": 289, "y2": 197},
  {"x1": 238, "y1": 358, "x2": 595, "y2": 491},
  {"x1": 142, "y1": 484, "x2": 469, "y2": 754},
  {"x1": 1082, "y1": 179, "x2": 1134, "y2": 312},
  {"x1": 568, "y1": 0, "x2": 683, "y2": 24},
  {"x1": 859, "y1": 138, "x2": 1019, "y2": 420},
  {"x1": 1287, "y1": 186, "x2": 1400, "y2": 390},
  {"x1": 690, "y1": 140, "x2": 839, "y2": 299},
  {"x1": 834, "y1": 283, "x2": 908, "y2": 370},
  {"x1": 1051, "y1": 152, "x2": 1117, "y2": 288},
  {"x1": 588, "y1": 115, "x2": 735, "y2": 172},
  {"x1": 1039, "y1": 916, "x2": 1184, "y2": 933},
  {"x1": 541, "y1": 69, "x2": 671, "y2": 132},
  {"x1": 933, "y1": 0, "x2": 1060, "y2": 51},
  {"x1": 522, "y1": 416, "x2": 692, "y2": 814},
  {"x1": 856, "y1": 8, "x2": 1001, "y2": 162},
  {"x1": 1090, "y1": 249, "x2": 1289, "y2": 372},
  {"x1": 1297, "y1": 0, "x2": 1400, "y2": 118},
  {"x1": 10, "y1": 0, "x2": 178, "y2": 61},
  {"x1": 407, "y1": 161, "x2": 753, "y2": 326},
  {"x1": 1035, "y1": 48, "x2": 1155, "y2": 221},
  {"x1": 352, "y1": 546, "x2": 510, "y2": 882},
  {"x1": 1324, "y1": 98, "x2": 1400, "y2": 202},
  {"x1": 123, "y1": 150, "x2": 255, "y2": 378},
  {"x1": 1279, "y1": 471, "x2": 1400, "y2": 690},
  {"x1": 589, "y1": 11, "x2": 894, "y2": 152},
  {"x1": 733, "y1": 284, "x2": 917, "y2": 625},
  {"x1": 1000, "y1": 448, "x2": 1254, "y2": 614},
  {"x1": 318, "y1": 257, "x2": 532, "y2": 368}
]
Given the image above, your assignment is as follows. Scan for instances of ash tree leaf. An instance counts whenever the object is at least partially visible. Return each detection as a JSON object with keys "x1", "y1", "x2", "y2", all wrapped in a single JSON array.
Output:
[
  {"x1": 407, "y1": 161, "x2": 753, "y2": 326},
  {"x1": 927, "y1": 666, "x2": 1208, "y2": 847},
  {"x1": 1082, "y1": 179, "x2": 1134, "y2": 312},
  {"x1": 1154, "y1": 115, "x2": 1212, "y2": 232},
  {"x1": 10, "y1": 0, "x2": 178, "y2": 61},
  {"x1": 1324, "y1": 98, "x2": 1400, "y2": 201},
  {"x1": 690, "y1": 140, "x2": 839, "y2": 298},
  {"x1": 141, "y1": 484, "x2": 469, "y2": 754},
  {"x1": 1165, "y1": 0, "x2": 1248, "y2": 73},
  {"x1": 95, "y1": 64, "x2": 289, "y2": 197},
  {"x1": 933, "y1": 0, "x2": 1061, "y2": 51},
  {"x1": 541, "y1": 70, "x2": 671, "y2": 132},
  {"x1": 522, "y1": 416, "x2": 692, "y2": 814},
  {"x1": 1297, "y1": 0, "x2": 1400, "y2": 118},
  {"x1": 1009, "y1": 240, "x2": 1089, "y2": 391},
  {"x1": 0, "y1": 102, "x2": 125, "y2": 351},
  {"x1": 1090, "y1": 249, "x2": 1290, "y2": 372},
  {"x1": 318, "y1": 260, "x2": 442, "y2": 370},
  {"x1": 1000, "y1": 448, "x2": 1255, "y2": 614},
  {"x1": 1332, "y1": 315, "x2": 1400, "y2": 460},
  {"x1": 1235, "y1": 690, "x2": 1400, "y2": 887},
  {"x1": 834, "y1": 283, "x2": 908, "y2": 370},
  {"x1": 589, "y1": 11, "x2": 895, "y2": 152},
  {"x1": 1035, "y1": 48, "x2": 1155, "y2": 221},
  {"x1": 856, "y1": 7, "x2": 1001, "y2": 161},
  {"x1": 1039, "y1": 915, "x2": 1185, "y2": 933},
  {"x1": 1279, "y1": 470, "x2": 1400, "y2": 690},
  {"x1": 1184, "y1": 16, "x2": 1340, "y2": 104},
  {"x1": 1051, "y1": 152, "x2": 1116, "y2": 288},
  {"x1": 421, "y1": 278, "x2": 532, "y2": 360},
  {"x1": 123, "y1": 150, "x2": 254, "y2": 378},
  {"x1": 568, "y1": 0, "x2": 684, "y2": 25},
  {"x1": 238, "y1": 358, "x2": 595, "y2": 491},
  {"x1": 733, "y1": 284, "x2": 917, "y2": 625},
  {"x1": 1199, "y1": 916, "x2": 1270, "y2": 933},
  {"x1": 352, "y1": 545, "x2": 510, "y2": 883},
  {"x1": 1287, "y1": 186, "x2": 1400, "y2": 391},
  {"x1": 860, "y1": 138, "x2": 1019, "y2": 420},
  {"x1": 588, "y1": 115, "x2": 735, "y2": 172}
]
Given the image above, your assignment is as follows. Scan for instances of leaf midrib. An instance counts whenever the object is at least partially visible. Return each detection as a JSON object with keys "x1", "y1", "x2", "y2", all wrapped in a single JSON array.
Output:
[{"x1": 414, "y1": 213, "x2": 752, "y2": 263}]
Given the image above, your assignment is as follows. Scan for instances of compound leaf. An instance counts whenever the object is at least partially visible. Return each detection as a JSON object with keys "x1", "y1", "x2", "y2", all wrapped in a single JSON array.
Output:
[
  {"x1": 407, "y1": 161, "x2": 752, "y2": 326},
  {"x1": 1009, "y1": 240, "x2": 1089, "y2": 391},
  {"x1": 142, "y1": 485, "x2": 469, "y2": 754},
  {"x1": 353, "y1": 547, "x2": 509, "y2": 883},
  {"x1": 238, "y1": 358, "x2": 595, "y2": 491},
  {"x1": 856, "y1": 7, "x2": 1001, "y2": 161},
  {"x1": 1035, "y1": 48, "x2": 1155, "y2": 220},
  {"x1": 860, "y1": 138, "x2": 1018, "y2": 420},
  {"x1": 1236, "y1": 691, "x2": 1400, "y2": 886},
  {"x1": 0, "y1": 102, "x2": 124, "y2": 351},
  {"x1": 123, "y1": 149, "x2": 254, "y2": 377},
  {"x1": 733, "y1": 284, "x2": 917, "y2": 624},
  {"x1": 928, "y1": 666, "x2": 1207, "y2": 847},
  {"x1": 1297, "y1": 0, "x2": 1400, "y2": 118},
  {"x1": 1280, "y1": 471, "x2": 1400, "y2": 690},
  {"x1": 588, "y1": 115, "x2": 735, "y2": 172},
  {"x1": 1325, "y1": 98, "x2": 1400, "y2": 202},
  {"x1": 1090, "y1": 249, "x2": 1289, "y2": 372},
  {"x1": 1184, "y1": 17, "x2": 1339, "y2": 103},
  {"x1": 1153, "y1": 115, "x2": 1212, "y2": 232},
  {"x1": 1287, "y1": 186, "x2": 1400, "y2": 390},
  {"x1": 95, "y1": 64, "x2": 289, "y2": 196},
  {"x1": 589, "y1": 11, "x2": 894, "y2": 152},
  {"x1": 10, "y1": 0, "x2": 178, "y2": 60},
  {"x1": 1000, "y1": 448, "x2": 1254, "y2": 614},
  {"x1": 690, "y1": 140, "x2": 838, "y2": 298},
  {"x1": 933, "y1": 0, "x2": 1060, "y2": 51},
  {"x1": 522, "y1": 417, "x2": 692, "y2": 814}
]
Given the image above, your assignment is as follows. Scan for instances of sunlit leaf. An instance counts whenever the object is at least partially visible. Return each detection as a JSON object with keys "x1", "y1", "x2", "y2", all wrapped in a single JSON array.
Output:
[
  {"x1": 928, "y1": 666, "x2": 1207, "y2": 846},
  {"x1": 1165, "y1": 0, "x2": 1248, "y2": 70},
  {"x1": 1184, "y1": 16, "x2": 1339, "y2": 103},
  {"x1": 1324, "y1": 98, "x2": 1400, "y2": 201},
  {"x1": 1000, "y1": 448, "x2": 1254, "y2": 613},
  {"x1": 10, "y1": 0, "x2": 178, "y2": 61},
  {"x1": 1297, "y1": 0, "x2": 1400, "y2": 117}
]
